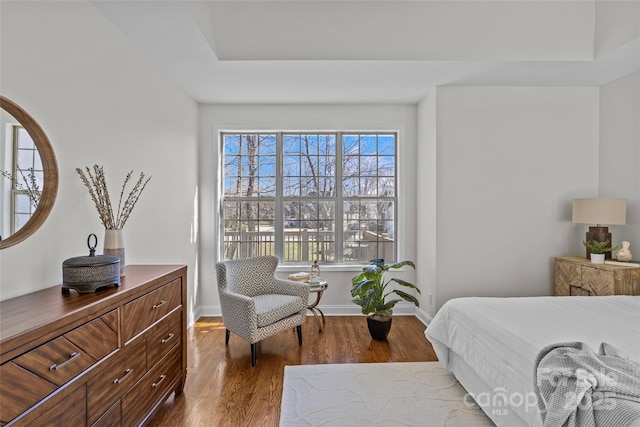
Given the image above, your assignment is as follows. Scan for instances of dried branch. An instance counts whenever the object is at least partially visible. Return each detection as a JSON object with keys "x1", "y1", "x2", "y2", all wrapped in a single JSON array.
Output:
[
  {"x1": 76, "y1": 165, "x2": 151, "y2": 229},
  {"x1": 2, "y1": 168, "x2": 41, "y2": 209}
]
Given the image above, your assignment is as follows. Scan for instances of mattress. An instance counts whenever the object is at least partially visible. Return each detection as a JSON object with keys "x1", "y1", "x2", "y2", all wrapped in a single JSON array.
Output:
[{"x1": 425, "y1": 296, "x2": 640, "y2": 427}]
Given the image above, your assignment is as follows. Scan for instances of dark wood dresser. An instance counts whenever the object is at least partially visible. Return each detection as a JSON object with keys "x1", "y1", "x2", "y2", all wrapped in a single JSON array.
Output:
[{"x1": 0, "y1": 265, "x2": 187, "y2": 426}]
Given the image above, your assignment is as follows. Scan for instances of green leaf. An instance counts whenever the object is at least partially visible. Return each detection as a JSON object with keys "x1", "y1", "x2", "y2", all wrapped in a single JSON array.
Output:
[
  {"x1": 392, "y1": 289, "x2": 420, "y2": 307},
  {"x1": 350, "y1": 279, "x2": 375, "y2": 297},
  {"x1": 386, "y1": 260, "x2": 416, "y2": 270},
  {"x1": 351, "y1": 297, "x2": 365, "y2": 307},
  {"x1": 381, "y1": 299, "x2": 401, "y2": 311},
  {"x1": 390, "y1": 278, "x2": 421, "y2": 293}
]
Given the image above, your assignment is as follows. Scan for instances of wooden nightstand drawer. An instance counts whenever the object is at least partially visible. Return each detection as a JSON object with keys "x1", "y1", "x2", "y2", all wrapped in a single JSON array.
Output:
[
  {"x1": 555, "y1": 260, "x2": 580, "y2": 296},
  {"x1": 122, "y1": 345, "x2": 182, "y2": 426},
  {"x1": 87, "y1": 337, "x2": 146, "y2": 424},
  {"x1": 581, "y1": 266, "x2": 615, "y2": 295},
  {"x1": 147, "y1": 309, "x2": 182, "y2": 369},
  {"x1": 123, "y1": 278, "x2": 182, "y2": 342}
]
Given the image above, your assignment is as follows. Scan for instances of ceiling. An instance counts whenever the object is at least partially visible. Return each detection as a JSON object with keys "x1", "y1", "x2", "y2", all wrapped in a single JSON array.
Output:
[{"x1": 92, "y1": 0, "x2": 640, "y2": 104}]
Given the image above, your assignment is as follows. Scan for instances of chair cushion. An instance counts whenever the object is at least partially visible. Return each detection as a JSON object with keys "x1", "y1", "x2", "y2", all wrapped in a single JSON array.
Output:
[{"x1": 253, "y1": 294, "x2": 304, "y2": 328}]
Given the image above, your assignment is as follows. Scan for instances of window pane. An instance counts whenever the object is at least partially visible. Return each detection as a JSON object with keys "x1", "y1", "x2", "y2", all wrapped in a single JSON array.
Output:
[
  {"x1": 378, "y1": 135, "x2": 395, "y2": 155},
  {"x1": 259, "y1": 155, "x2": 276, "y2": 176},
  {"x1": 283, "y1": 201, "x2": 335, "y2": 263},
  {"x1": 360, "y1": 135, "x2": 377, "y2": 155},
  {"x1": 224, "y1": 177, "x2": 238, "y2": 196},
  {"x1": 224, "y1": 134, "x2": 240, "y2": 154},
  {"x1": 378, "y1": 156, "x2": 394, "y2": 177},
  {"x1": 343, "y1": 178, "x2": 359, "y2": 197},
  {"x1": 378, "y1": 177, "x2": 395, "y2": 197},
  {"x1": 343, "y1": 135, "x2": 359, "y2": 155},
  {"x1": 221, "y1": 131, "x2": 396, "y2": 263},
  {"x1": 283, "y1": 176, "x2": 300, "y2": 197},
  {"x1": 258, "y1": 177, "x2": 275, "y2": 197},
  {"x1": 16, "y1": 214, "x2": 30, "y2": 230},
  {"x1": 343, "y1": 200, "x2": 395, "y2": 263},
  {"x1": 318, "y1": 134, "x2": 336, "y2": 155},
  {"x1": 359, "y1": 156, "x2": 377, "y2": 177},
  {"x1": 283, "y1": 134, "x2": 300, "y2": 154},
  {"x1": 16, "y1": 193, "x2": 32, "y2": 212},
  {"x1": 17, "y1": 150, "x2": 35, "y2": 168},
  {"x1": 17, "y1": 128, "x2": 34, "y2": 149}
]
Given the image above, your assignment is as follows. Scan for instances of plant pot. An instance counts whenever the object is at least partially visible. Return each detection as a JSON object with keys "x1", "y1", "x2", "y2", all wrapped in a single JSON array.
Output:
[
  {"x1": 367, "y1": 315, "x2": 392, "y2": 341},
  {"x1": 590, "y1": 253, "x2": 605, "y2": 264}
]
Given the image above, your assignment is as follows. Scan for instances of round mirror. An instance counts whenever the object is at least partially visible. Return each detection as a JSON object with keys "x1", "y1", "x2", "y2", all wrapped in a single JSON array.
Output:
[{"x1": 0, "y1": 96, "x2": 58, "y2": 249}]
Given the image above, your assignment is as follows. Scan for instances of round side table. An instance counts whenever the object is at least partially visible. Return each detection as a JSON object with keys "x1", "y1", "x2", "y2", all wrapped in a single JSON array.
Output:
[{"x1": 306, "y1": 280, "x2": 328, "y2": 332}]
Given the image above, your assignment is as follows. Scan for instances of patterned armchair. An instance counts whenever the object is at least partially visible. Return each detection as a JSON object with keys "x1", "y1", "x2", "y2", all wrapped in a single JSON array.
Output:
[{"x1": 216, "y1": 256, "x2": 310, "y2": 366}]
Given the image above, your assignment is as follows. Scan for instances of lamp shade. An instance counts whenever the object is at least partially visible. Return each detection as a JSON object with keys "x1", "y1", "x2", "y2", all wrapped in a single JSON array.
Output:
[{"x1": 572, "y1": 198, "x2": 626, "y2": 225}]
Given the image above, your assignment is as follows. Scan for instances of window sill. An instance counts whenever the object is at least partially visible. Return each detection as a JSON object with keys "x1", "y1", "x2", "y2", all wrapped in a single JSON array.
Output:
[{"x1": 277, "y1": 263, "x2": 367, "y2": 273}]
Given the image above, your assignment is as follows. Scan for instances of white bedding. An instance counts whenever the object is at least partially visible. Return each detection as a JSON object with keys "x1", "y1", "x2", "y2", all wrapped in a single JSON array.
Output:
[{"x1": 425, "y1": 296, "x2": 640, "y2": 427}]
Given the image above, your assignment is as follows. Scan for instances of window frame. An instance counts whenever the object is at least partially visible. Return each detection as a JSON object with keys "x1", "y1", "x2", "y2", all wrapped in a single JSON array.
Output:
[
  {"x1": 9, "y1": 124, "x2": 43, "y2": 234},
  {"x1": 219, "y1": 130, "x2": 398, "y2": 266}
]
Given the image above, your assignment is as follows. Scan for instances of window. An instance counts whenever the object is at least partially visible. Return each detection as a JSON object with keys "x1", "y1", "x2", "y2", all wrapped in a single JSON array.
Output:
[
  {"x1": 221, "y1": 132, "x2": 397, "y2": 264},
  {"x1": 1, "y1": 125, "x2": 43, "y2": 233}
]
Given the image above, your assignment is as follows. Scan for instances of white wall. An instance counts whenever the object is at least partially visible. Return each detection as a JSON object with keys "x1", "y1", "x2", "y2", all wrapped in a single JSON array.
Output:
[
  {"x1": 599, "y1": 72, "x2": 640, "y2": 254},
  {"x1": 197, "y1": 104, "x2": 417, "y2": 318},
  {"x1": 416, "y1": 91, "x2": 438, "y2": 319},
  {"x1": 0, "y1": 1, "x2": 199, "y2": 323},
  {"x1": 595, "y1": 1, "x2": 640, "y2": 58},
  {"x1": 424, "y1": 86, "x2": 599, "y2": 310}
]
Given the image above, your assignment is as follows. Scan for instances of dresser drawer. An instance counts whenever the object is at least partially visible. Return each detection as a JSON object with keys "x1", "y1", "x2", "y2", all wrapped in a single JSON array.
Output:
[
  {"x1": 87, "y1": 338, "x2": 146, "y2": 424},
  {"x1": 91, "y1": 400, "x2": 122, "y2": 427},
  {"x1": 122, "y1": 345, "x2": 182, "y2": 426},
  {"x1": 0, "y1": 362, "x2": 57, "y2": 423},
  {"x1": 9, "y1": 384, "x2": 86, "y2": 427},
  {"x1": 123, "y1": 278, "x2": 182, "y2": 342},
  {"x1": 147, "y1": 309, "x2": 182, "y2": 368},
  {"x1": 12, "y1": 310, "x2": 119, "y2": 387}
]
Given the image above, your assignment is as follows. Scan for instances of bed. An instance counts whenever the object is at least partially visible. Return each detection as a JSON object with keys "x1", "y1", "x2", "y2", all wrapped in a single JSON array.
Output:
[{"x1": 425, "y1": 296, "x2": 640, "y2": 427}]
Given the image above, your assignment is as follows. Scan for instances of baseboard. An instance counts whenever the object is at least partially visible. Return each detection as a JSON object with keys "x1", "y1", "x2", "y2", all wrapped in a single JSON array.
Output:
[
  {"x1": 197, "y1": 304, "x2": 422, "y2": 320},
  {"x1": 414, "y1": 307, "x2": 433, "y2": 326}
]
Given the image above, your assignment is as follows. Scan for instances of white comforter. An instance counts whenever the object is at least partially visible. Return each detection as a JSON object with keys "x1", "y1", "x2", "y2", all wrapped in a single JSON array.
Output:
[{"x1": 425, "y1": 296, "x2": 640, "y2": 427}]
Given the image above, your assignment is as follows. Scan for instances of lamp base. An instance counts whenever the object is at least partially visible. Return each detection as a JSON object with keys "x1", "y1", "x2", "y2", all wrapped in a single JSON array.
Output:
[{"x1": 585, "y1": 226, "x2": 613, "y2": 259}]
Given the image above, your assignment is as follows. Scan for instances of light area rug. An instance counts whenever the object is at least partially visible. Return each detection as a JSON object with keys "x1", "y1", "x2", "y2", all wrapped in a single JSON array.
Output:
[{"x1": 280, "y1": 361, "x2": 494, "y2": 427}]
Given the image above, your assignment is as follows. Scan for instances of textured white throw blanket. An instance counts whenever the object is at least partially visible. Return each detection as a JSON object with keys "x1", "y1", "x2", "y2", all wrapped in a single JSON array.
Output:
[{"x1": 534, "y1": 342, "x2": 640, "y2": 427}]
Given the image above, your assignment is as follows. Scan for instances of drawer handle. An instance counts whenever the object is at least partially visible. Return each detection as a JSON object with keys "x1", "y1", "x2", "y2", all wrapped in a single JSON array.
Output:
[
  {"x1": 152, "y1": 374, "x2": 167, "y2": 388},
  {"x1": 49, "y1": 352, "x2": 80, "y2": 371},
  {"x1": 153, "y1": 300, "x2": 167, "y2": 309},
  {"x1": 113, "y1": 368, "x2": 133, "y2": 385},
  {"x1": 161, "y1": 333, "x2": 175, "y2": 344}
]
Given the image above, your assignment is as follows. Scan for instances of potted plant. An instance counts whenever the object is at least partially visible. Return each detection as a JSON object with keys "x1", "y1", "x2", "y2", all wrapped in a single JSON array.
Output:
[
  {"x1": 350, "y1": 258, "x2": 420, "y2": 341},
  {"x1": 583, "y1": 240, "x2": 619, "y2": 264}
]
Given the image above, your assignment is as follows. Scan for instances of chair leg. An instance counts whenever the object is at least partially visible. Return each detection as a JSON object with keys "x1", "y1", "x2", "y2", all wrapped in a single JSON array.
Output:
[
  {"x1": 251, "y1": 343, "x2": 257, "y2": 367},
  {"x1": 225, "y1": 329, "x2": 230, "y2": 346},
  {"x1": 296, "y1": 325, "x2": 302, "y2": 346}
]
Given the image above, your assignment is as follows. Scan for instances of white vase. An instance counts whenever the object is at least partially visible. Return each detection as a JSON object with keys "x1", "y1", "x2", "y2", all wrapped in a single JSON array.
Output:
[
  {"x1": 590, "y1": 253, "x2": 605, "y2": 264},
  {"x1": 104, "y1": 228, "x2": 126, "y2": 276}
]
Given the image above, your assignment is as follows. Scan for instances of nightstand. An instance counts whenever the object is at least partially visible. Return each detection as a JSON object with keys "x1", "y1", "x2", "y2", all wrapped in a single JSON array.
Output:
[{"x1": 554, "y1": 256, "x2": 640, "y2": 296}]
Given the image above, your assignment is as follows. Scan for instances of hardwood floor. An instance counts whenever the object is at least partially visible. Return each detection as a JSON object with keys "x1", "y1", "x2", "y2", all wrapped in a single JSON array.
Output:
[{"x1": 147, "y1": 316, "x2": 437, "y2": 427}]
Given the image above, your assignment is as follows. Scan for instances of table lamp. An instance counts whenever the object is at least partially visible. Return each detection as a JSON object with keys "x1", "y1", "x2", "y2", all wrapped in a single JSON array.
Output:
[{"x1": 572, "y1": 198, "x2": 626, "y2": 259}]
